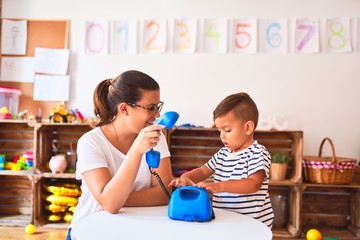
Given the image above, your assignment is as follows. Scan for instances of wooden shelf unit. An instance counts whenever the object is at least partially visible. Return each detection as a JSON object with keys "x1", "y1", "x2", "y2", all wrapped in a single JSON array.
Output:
[{"x1": 0, "y1": 121, "x2": 359, "y2": 239}]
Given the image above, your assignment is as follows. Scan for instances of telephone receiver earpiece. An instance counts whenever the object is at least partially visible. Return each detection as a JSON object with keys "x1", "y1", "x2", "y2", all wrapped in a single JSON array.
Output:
[{"x1": 146, "y1": 111, "x2": 179, "y2": 168}]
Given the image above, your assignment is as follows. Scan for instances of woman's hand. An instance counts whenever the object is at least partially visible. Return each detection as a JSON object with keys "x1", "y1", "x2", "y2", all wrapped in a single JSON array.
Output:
[{"x1": 132, "y1": 125, "x2": 165, "y2": 155}]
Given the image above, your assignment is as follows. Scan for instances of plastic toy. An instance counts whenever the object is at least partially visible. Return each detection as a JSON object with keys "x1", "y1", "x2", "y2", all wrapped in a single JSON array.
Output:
[
  {"x1": 168, "y1": 186, "x2": 214, "y2": 222},
  {"x1": 25, "y1": 224, "x2": 36, "y2": 234},
  {"x1": 146, "y1": 111, "x2": 179, "y2": 168},
  {"x1": 306, "y1": 228, "x2": 322, "y2": 240},
  {"x1": 49, "y1": 102, "x2": 76, "y2": 123},
  {"x1": 49, "y1": 154, "x2": 67, "y2": 173}
]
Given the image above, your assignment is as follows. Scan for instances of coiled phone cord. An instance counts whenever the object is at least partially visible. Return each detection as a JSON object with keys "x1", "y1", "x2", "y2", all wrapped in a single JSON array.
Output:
[{"x1": 149, "y1": 167, "x2": 171, "y2": 199}]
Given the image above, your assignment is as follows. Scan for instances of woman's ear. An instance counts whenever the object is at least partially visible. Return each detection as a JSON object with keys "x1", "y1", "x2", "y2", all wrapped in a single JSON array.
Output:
[
  {"x1": 245, "y1": 121, "x2": 255, "y2": 135},
  {"x1": 118, "y1": 103, "x2": 128, "y2": 115}
]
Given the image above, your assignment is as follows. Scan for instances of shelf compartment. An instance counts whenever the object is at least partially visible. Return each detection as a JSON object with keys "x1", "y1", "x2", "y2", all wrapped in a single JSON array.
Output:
[
  {"x1": 0, "y1": 120, "x2": 34, "y2": 165},
  {"x1": 302, "y1": 185, "x2": 360, "y2": 238},
  {"x1": 270, "y1": 185, "x2": 302, "y2": 238},
  {"x1": 34, "y1": 176, "x2": 81, "y2": 227},
  {"x1": 167, "y1": 127, "x2": 303, "y2": 184},
  {"x1": 34, "y1": 123, "x2": 92, "y2": 173},
  {"x1": 0, "y1": 175, "x2": 34, "y2": 226}
]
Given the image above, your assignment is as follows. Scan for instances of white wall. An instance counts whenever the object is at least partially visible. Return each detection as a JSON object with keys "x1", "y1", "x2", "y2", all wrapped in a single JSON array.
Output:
[{"x1": 3, "y1": 0, "x2": 360, "y2": 160}]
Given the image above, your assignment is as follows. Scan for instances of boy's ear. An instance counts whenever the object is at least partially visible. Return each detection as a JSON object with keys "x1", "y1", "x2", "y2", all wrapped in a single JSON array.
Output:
[{"x1": 245, "y1": 121, "x2": 255, "y2": 135}]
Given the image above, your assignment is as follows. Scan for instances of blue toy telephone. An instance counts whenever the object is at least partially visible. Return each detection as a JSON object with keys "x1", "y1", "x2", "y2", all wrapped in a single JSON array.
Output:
[
  {"x1": 168, "y1": 186, "x2": 215, "y2": 222},
  {"x1": 146, "y1": 111, "x2": 179, "y2": 168}
]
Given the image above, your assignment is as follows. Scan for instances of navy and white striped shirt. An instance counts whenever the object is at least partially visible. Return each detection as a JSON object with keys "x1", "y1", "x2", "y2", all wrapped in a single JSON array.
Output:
[{"x1": 205, "y1": 140, "x2": 274, "y2": 228}]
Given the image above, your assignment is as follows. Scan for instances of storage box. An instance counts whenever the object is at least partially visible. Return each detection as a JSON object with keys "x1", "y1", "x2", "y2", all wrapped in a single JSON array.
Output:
[{"x1": 0, "y1": 87, "x2": 21, "y2": 119}]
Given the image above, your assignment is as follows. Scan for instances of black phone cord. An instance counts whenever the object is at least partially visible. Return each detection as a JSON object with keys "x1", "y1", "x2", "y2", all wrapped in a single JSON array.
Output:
[{"x1": 149, "y1": 167, "x2": 171, "y2": 199}]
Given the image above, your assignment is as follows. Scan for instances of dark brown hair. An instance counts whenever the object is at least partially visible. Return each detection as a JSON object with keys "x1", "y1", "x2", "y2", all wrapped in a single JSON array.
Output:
[
  {"x1": 213, "y1": 92, "x2": 259, "y2": 128},
  {"x1": 93, "y1": 70, "x2": 159, "y2": 127}
]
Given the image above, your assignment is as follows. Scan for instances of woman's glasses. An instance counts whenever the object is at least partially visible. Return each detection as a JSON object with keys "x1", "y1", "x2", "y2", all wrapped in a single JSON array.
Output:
[{"x1": 127, "y1": 101, "x2": 164, "y2": 116}]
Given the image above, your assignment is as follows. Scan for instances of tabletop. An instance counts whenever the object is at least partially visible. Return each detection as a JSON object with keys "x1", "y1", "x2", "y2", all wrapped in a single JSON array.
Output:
[{"x1": 73, "y1": 205, "x2": 272, "y2": 240}]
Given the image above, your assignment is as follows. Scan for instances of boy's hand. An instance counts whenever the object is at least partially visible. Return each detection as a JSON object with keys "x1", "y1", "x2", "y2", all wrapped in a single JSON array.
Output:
[
  {"x1": 196, "y1": 182, "x2": 221, "y2": 194},
  {"x1": 168, "y1": 177, "x2": 195, "y2": 187}
]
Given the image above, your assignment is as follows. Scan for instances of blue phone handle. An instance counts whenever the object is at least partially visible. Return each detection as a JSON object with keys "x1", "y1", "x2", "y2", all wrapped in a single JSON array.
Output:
[{"x1": 146, "y1": 111, "x2": 179, "y2": 168}]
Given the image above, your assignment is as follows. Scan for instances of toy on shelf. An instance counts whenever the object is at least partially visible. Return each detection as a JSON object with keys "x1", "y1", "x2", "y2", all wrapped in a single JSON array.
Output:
[
  {"x1": 49, "y1": 102, "x2": 87, "y2": 123},
  {"x1": 1, "y1": 152, "x2": 34, "y2": 171},
  {"x1": 44, "y1": 183, "x2": 81, "y2": 223}
]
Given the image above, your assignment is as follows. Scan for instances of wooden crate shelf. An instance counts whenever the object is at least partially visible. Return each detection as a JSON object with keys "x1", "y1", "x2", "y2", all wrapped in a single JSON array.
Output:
[
  {"x1": 34, "y1": 176, "x2": 81, "y2": 227},
  {"x1": 34, "y1": 123, "x2": 92, "y2": 173},
  {"x1": 0, "y1": 120, "x2": 34, "y2": 162},
  {"x1": 0, "y1": 175, "x2": 34, "y2": 226},
  {"x1": 1, "y1": 121, "x2": 359, "y2": 238}
]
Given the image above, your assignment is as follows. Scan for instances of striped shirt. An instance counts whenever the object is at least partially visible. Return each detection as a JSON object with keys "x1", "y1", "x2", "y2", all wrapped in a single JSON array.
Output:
[{"x1": 205, "y1": 140, "x2": 274, "y2": 228}]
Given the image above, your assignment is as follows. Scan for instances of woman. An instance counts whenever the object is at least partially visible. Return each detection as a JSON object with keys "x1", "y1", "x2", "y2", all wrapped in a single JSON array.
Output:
[{"x1": 67, "y1": 70, "x2": 173, "y2": 239}]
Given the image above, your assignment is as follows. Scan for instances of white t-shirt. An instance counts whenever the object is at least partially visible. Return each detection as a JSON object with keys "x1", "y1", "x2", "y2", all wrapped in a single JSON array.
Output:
[{"x1": 69, "y1": 127, "x2": 170, "y2": 237}]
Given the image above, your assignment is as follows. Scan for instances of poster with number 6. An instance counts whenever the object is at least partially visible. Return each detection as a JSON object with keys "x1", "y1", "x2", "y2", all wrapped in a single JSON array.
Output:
[
  {"x1": 325, "y1": 17, "x2": 352, "y2": 53},
  {"x1": 294, "y1": 18, "x2": 319, "y2": 54},
  {"x1": 262, "y1": 18, "x2": 288, "y2": 54}
]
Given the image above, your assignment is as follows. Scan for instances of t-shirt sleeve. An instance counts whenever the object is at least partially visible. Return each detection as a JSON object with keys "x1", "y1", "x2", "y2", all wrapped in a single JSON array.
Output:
[
  {"x1": 76, "y1": 130, "x2": 109, "y2": 180},
  {"x1": 248, "y1": 145, "x2": 271, "y2": 178}
]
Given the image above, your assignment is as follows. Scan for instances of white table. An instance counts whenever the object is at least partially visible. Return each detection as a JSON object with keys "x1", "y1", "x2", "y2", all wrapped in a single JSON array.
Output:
[{"x1": 73, "y1": 205, "x2": 272, "y2": 240}]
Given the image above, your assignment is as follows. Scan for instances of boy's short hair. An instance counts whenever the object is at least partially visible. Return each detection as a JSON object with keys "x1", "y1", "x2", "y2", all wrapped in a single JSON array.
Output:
[{"x1": 213, "y1": 92, "x2": 259, "y2": 128}]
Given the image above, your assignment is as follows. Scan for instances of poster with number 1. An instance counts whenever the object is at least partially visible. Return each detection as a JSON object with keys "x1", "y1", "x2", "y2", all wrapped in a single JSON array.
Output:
[
  {"x1": 325, "y1": 17, "x2": 352, "y2": 53},
  {"x1": 294, "y1": 18, "x2": 320, "y2": 54}
]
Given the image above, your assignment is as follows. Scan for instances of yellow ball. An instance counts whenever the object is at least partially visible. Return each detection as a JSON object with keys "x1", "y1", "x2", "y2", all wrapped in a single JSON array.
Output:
[
  {"x1": 25, "y1": 224, "x2": 36, "y2": 234},
  {"x1": 306, "y1": 228, "x2": 322, "y2": 240}
]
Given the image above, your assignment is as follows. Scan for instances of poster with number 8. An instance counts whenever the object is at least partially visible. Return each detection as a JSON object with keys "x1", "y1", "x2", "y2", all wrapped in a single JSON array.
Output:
[
  {"x1": 325, "y1": 17, "x2": 352, "y2": 53},
  {"x1": 294, "y1": 18, "x2": 319, "y2": 54}
]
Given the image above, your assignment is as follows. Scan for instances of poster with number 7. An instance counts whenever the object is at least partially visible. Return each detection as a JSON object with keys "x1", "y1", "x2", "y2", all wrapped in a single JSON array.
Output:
[
  {"x1": 294, "y1": 18, "x2": 319, "y2": 54},
  {"x1": 325, "y1": 17, "x2": 352, "y2": 53}
]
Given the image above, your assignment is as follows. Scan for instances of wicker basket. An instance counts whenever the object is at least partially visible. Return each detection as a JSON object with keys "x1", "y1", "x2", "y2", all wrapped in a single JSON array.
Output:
[{"x1": 302, "y1": 137, "x2": 356, "y2": 184}]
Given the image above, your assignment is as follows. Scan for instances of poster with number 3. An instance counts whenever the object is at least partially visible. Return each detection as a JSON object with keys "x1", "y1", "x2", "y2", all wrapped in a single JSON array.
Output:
[
  {"x1": 294, "y1": 18, "x2": 320, "y2": 54},
  {"x1": 325, "y1": 17, "x2": 352, "y2": 53}
]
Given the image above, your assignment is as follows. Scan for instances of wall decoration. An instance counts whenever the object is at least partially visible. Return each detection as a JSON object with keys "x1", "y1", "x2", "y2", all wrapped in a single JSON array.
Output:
[
  {"x1": 203, "y1": 19, "x2": 228, "y2": 53},
  {"x1": 325, "y1": 17, "x2": 352, "y2": 53},
  {"x1": 111, "y1": 20, "x2": 138, "y2": 55},
  {"x1": 143, "y1": 19, "x2": 167, "y2": 54},
  {"x1": 1, "y1": 19, "x2": 27, "y2": 55},
  {"x1": 262, "y1": 18, "x2": 288, "y2": 54},
  {"x1": 233, "y1": 18, "x2": 257, "y2": 54},
  {"x1": 85, "y1": 20, "x2": 108, "y2": 55},
  {"x1": 294, "y1": 18, "x2": 320, "y2": 54},
  {"x1": 173, "y1": 19, "x2": 197, "y2": 54},
  {"x1": 0, "y1": 57, "x2": 34, "y2": 82}
]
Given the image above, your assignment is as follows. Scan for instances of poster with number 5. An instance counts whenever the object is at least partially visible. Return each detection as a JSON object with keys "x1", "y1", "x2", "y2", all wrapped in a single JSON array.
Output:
[
  {"x1": 233, "y1": 18, "x2": 257, "y2": 54},
  {"x1": 325, "y1": 17, "x2": 352, "y2": 53},
  {"x1": 294, "y1": 18, "x2": 319, "y2": 54}
]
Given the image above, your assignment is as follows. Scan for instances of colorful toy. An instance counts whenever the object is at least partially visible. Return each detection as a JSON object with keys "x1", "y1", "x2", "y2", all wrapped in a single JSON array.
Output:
[
  {"x1": 306, "y1": 228, "x2": 322, "y2": 240},
  {"x1": 25, "y1": 224, "x2": 36, "y2": 234}
]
